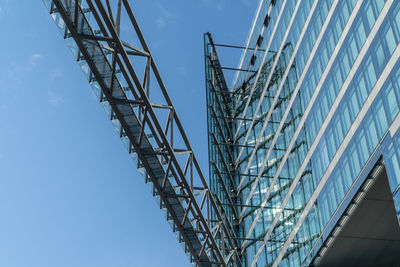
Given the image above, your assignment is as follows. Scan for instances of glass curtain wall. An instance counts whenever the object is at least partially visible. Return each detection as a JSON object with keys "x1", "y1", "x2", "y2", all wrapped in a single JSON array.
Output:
[{"x1": 207, "y1": 0, "x2": 400, "y2": 266}]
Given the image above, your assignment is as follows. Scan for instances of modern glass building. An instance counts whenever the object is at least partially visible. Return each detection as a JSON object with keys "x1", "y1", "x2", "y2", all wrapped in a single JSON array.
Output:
[{"x1": 206, "y1": 0, "x2": 400, "y2": 266}]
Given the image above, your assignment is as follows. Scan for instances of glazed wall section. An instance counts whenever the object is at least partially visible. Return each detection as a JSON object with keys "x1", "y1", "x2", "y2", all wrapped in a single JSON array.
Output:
[{"x1": 208, "y1": 0, "x2": 400, "y2": 266}]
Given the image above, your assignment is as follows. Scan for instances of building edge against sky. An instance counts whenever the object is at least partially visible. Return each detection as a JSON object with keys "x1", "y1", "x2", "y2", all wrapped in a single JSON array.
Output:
[{"x1": 206, "y1": 0, "x2": 400, "y2": 266}]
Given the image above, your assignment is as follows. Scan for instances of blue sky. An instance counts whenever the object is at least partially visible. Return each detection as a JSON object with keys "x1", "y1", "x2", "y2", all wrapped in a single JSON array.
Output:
[{"x1": 0, "y1": 1, "x2": 258, "y2": 266}]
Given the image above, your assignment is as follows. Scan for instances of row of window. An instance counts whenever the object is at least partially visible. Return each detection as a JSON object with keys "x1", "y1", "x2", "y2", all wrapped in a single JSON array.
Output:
[
  {"x1": 281, "y1": 71, "x2": 399, "y2": 266},
  {"x1": 295, "y1": 0, "x2": 353, "y2": 80},
  {"x1": 254, "y1": 1, "x2": 294, "y2": 72},
  {"x1": 235, "y1": 0, "x2": 282, "y2": 92},
  {"x1": 279, "y1": 3, "x2": 400, "y2": 237},
  {"x1": 255, "y1": 0, "x2": 367, "y2": 215},
  {"x1": 239, "y1": 2, "x2": 400, "y2": 266},
  {"x1": 243, "y1": 2, "x2": 363, "y2": 265},
  {"x1": 312, "y1": 45, "x2": 392, "y2": 187},
  {"x1": 239, "y1": 2, "x2": 296, "y2": 264},
  {"x1": 251, "y1": 0, "x2": 328, "y2": 139},
  {"x1": 270, "y1": 0, "x2": 389, "y2": 241},
  {"x1": 307, "y1": 1, "x2": 397, "y2": 146},
  {"x1": 236, "y1": 0, "x2": 293, "y2": 152},
  {"x1": 256, "y1": 1, "x2": 398, "y2": 266},
  {"x1": 241, "y1": 0, "x2": 332, "y2": 209},
  {"x1": 238, "y1": 0, "x2": 313, "y2": 215},
  {"x1": 248, "y1": 0, "x2": 356, "y2": 204},
  {"x1": 310, "y1": 1, "x2": 400, "y2": 222},
  {"x1": 284, "y1": 36, "x2": 400, "y2": 267},
  {"x1": 293, "y1": 62, "x2": 400, "y2": 265},
  {"x1": 237, "y1": 0, "x2": 318, "y2": 160},
  {"x1": 238, "y1": 0, "x2": 298, "y2": 123},
  {"x1": 278, "y1": 0, "x2": 379, "y2": 178},
  {"x1": 249, "y1": 2, "x2": 361, "y2": 264}
]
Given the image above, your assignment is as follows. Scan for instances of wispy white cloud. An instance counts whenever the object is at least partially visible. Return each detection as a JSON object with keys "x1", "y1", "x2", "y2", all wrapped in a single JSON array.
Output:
[
  {"x1": 49, "y1": 68, "x2": 63, "y2": 82},
  {"x1": 120, "y1": 22, "x2": 131, "y2": 33},
  {"x1": 154, "y1": 2, "x2": 177, "y2": 30},
  {"x1": 200, "y1": 0, "x2": 223, "y2": 10},
  {"x1": 48, "y1": 90, "x2": 64, "y2": 106},
  {"x1": 241, "y1": 0, "x2": 252, "y2": 6},
  {"x1": 152, "y1": 40, "x2": 162, "y2": 49},
  {"x1": 4, "y1": 61, "x2": 22, "y2": 87},
  {"x1": 0, "y1": 0, "x2": 11, "y2": 16},
  {"x1": 200, "y1": 0, "x2": 211, "y2": 5},
  {"x1": 177, "y1": 64, "x2": 186, "y2": 74},
  {"x1": 200, "y1": 0, "x2": 253, "y2": 11},
  {"x1": 0, "y1": 53, "x2": 45, "y2": 90},
  {"x1": 155, "y1": 17, "x2": 166, "y2": 30},
  {"x1": 29, "y1": 53, "x2": 44, "y2": 66},
  {"x1": 157, "y1": 2, "x2": 177, "y2": 22}
]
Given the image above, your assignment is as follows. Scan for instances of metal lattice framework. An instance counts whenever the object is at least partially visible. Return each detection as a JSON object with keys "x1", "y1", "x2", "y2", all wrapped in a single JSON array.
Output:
[{"x1": 42, "y1": 0, "x2": 242, "y2": 266}]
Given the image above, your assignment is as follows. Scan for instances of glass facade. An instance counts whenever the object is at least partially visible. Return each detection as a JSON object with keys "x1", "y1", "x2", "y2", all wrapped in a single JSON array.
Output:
[{"x1": 206, "y1": 0, "x2": 400, "y2": 266}]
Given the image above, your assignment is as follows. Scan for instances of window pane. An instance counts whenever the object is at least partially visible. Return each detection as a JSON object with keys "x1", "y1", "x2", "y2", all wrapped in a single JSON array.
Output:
[
  {"x1": 374, "y1": 96, "x2": 389, "y2": 138},
  {"x1": 383, "y1": 82, "x2": 399, "y2": 123},
  {"x1": 384, "y1": 23, "x2": 397, "y2": 56}
]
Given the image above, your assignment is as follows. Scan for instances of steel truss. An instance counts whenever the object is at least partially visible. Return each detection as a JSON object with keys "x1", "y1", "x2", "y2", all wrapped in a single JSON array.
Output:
[{"x1": 43, "y1": 0, "x2": 242, "y2": 266}]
